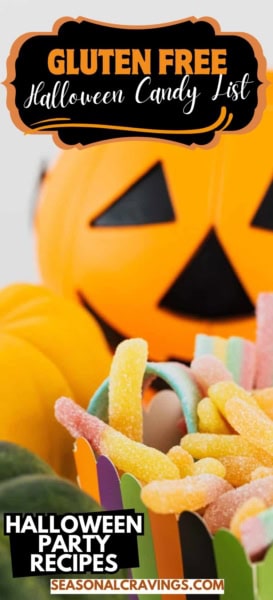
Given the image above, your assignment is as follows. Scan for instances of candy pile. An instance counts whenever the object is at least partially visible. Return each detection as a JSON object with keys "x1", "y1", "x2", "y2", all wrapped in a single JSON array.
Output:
[{"x1": 55, "y1": 292, "x2": 273, "y2": 563}]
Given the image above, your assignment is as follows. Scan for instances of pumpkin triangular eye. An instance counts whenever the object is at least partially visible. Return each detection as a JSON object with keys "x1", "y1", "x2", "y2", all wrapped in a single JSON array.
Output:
[
  {"x1": 159, "y1": 229, "x2": 254, "y2": 319},
  {"x1": 91, "y1": 163, "x2": 175, "y2": 226},
  {"x1": 251, "y1": 179, "x2": 273, "y2": 231}
]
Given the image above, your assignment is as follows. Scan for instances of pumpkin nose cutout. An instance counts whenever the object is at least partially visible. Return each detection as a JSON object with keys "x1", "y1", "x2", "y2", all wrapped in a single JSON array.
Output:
[{"x1": 159, "y1": 229, "x2": 254, "y2": 319}]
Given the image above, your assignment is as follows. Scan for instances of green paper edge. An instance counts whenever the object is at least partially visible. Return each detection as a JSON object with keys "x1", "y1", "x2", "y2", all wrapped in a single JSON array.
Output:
[
  {"x1": 256, "y1": 543, "x2": 273, "y2": 600},
  {"x1": 213, "y1": 529, "x2": 255, "y2": 600},
  {"x1": 120, "y1": 473, "x2": 160, "y2": 600}
]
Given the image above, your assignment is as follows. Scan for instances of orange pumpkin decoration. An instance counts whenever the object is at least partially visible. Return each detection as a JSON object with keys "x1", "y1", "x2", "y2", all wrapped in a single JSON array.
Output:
[
  {"x1": 0, "y1": 283, "x2": 111, "y2": 478},
  {"x1": 35, "y1": 75, "x2": 273, "y2": 363}
]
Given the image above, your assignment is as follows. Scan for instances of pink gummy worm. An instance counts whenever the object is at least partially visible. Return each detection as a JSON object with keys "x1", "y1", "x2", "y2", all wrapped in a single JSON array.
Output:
[
  {"x1": 256, "y1": 293, "x2": 273, "y2": 388},
  {"x1": 55, "y1": 397, "x2": 105, "y2": 453},
  {"x1": 191, "y1": 355, "x2": 232, "y2": 395},
  {"x1": 240, "y1": 516, "x2": 268, "y2": 561}
]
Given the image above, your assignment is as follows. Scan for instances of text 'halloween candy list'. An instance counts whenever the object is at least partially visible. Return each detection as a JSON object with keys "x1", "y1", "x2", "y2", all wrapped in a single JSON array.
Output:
[{"x1": 5, "y1": 18, "x2": 265, "y2": 146}]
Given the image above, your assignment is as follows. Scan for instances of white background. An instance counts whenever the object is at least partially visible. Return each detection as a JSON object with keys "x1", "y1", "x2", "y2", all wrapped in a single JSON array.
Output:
[{"x1": 0, "y1": 0, "x2": 272, "y2": 288}]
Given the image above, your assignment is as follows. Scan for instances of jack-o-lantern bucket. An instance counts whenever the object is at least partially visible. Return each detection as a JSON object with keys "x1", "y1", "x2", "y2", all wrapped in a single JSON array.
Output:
[{"x1": 35, "y1": 74, "x2": 273, "y2": 363}]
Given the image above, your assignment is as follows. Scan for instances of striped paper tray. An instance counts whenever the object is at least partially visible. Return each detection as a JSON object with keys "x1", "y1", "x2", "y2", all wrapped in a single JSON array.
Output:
[{"x1": 74, "y1": 437, "x2": 273, "y2": 600}]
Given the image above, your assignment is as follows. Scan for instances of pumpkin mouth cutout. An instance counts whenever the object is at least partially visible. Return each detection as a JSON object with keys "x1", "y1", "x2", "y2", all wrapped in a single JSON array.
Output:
[
  {"x1": 77, "y1": 224, "x2": 255, "y2": 349},
  {"x1": 77, "y1": 292, "x2": 191, "y2": 364},
  {"x1": 78, "y1": 229, "x2": 254, "y2": 356},
  {"x1": 159, "y1": 229, "x2": 255, "y2": 320}
]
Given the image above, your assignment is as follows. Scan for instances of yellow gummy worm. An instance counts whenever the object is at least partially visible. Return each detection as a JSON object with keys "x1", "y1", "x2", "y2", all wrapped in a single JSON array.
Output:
[
  {"x1": 208, "y1": 382, "x2": 257, "y2": 419},
  {"x1": 167, "y1": 445, "x2": 194, "y2": 477},
  {"x1": 225, "y1": 397, "x2": 273, "y2": 457},
  {"x1": 109, "y1": 338, "x2": 148, "y2": 441},
  {"x1": 103, "y1": 427, "x2": 179, "y2": 483},
  {"x1": 219, "y1": 455, "x2": 262, "y2": 487},
  {"x1": 181, "y1": 433, "x2": 273, "y2": 467},
  {"x1": 141, "y1": 474, "x2": 231, "y2": 514},
  {"x1": 197, "y1": 397, "x2": 231, "y2": 434},
  {"x1": 192, "y1": 457, "x2": 226, "y2": 478}
]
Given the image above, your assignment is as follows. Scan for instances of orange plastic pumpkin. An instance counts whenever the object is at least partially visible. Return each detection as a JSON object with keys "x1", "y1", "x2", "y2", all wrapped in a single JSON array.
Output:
[
  {"x1": 35, "y1": 75, "x2": 273, "y2": 363},
  {"x1": 0, "y1": 283, "x2": 111, "y2": 477}
]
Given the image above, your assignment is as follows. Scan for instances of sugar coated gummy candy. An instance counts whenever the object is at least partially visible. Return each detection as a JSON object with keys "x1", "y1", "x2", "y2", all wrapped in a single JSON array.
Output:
[
  {"x1": 194, "y1": 335, "x2": 256, "y2": 389},
  {"x1": 208, "y1": 381, "x2": 257, "y2": 420},
  {"x1": 194, "y1": 334, "x2": 227, "y2": 363},
  {"x1": 55, "y1": 397, "x2": 179, "y2": 483},
  {"x1": 108, "y1": 338, "x2": 147, "y2": 442},
  {"x1": 251, "y1": 467, "x2": 273, "y2": 481},
  {"x1": 197, "y1": 397, "x2": 231, "y2": 434},
  {"x1": 219, "y1": 456, "x2": 262, "y2": 487},
  {"x1": 141, "y1": 474, "x2": 232, "y2": 514},
  {"x1": 230, "y1": 497, "x2": 266, "y2": 539},
  {"x1": 191, "y1": 355, "x2": 232, "y2": 395},
  {"x1": 167, "y1": 445, "x2": 194, "y2": 477},
  {"x1": 256, "y1": 293, "x2": 273, "y2": 389},
  {"x1": 225, "y1": 337, "x2": 256, "y2": 391},
  {"x1": 192, "y1": 457, "x2": 226, "y2": 478},
  {"x1": 225, "y1": 396, "x2": 273, "y2": 456},
  {"x1": 240, "y1": 504, "x2": 273, "y2": 561},
  {"x1": 181, "y1": 433, "x2": 273, "y2": 466},
  {"x1": 253, "y1": 388, "x2": 273, "y2": 420},
  {"x1": 204, "y1": 476, "x2": 273, "y2": 534}
]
